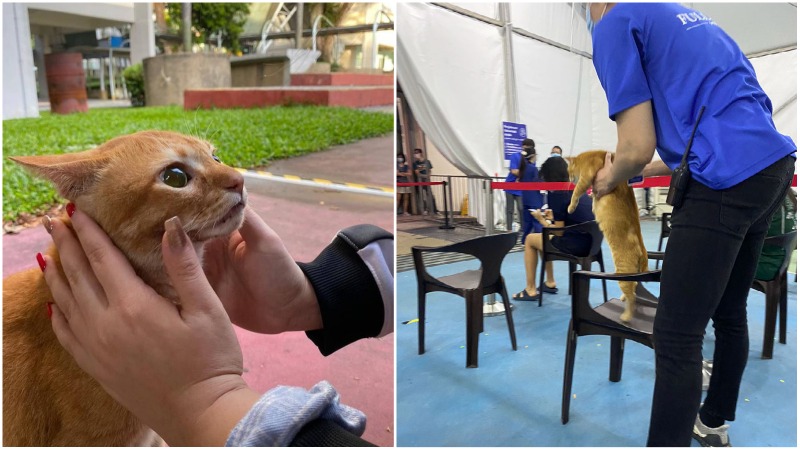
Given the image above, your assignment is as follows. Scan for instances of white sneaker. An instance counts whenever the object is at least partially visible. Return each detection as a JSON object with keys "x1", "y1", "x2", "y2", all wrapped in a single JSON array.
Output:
[{"x1": 692, "y1": 413, "x2": 731, "y2": 447}]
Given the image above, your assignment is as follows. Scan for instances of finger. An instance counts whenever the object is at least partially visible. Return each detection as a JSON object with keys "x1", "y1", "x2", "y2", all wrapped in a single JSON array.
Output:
[
  {"x1": 49, "y1": 216, "x2": 108, "y2": 309},
  {"x1": 239, "y1": 206, "x2": 282, "y2": 252},
  {"x1": 49, "y1": 302, "x2": 81, "y2": 361},
  {"x1": 41, "y1": 252, "x2": 79, "y2": 323},
  {"x1": 605, "y1": 152, "x2": 613, "y2": 166},
  {"x1": 69, "y1": 208, "x2": 142, "y2": 303},
  {"x1": 162, "y1": 217, "x2": 223, "y2": 317}
]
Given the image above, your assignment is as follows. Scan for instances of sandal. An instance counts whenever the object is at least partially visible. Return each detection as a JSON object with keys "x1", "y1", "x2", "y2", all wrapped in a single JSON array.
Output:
[
  {"x1": 541, "y1": 285, "x2": 559, "y2": 294},
  {"x1": 513, "y1": 290, "x2": 540, "y2": 302}
]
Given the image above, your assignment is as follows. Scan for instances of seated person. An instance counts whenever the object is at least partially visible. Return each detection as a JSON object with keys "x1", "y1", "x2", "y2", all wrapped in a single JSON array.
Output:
[
  {"x1": 755, "y1": 189, "x2": 796, "y2": 281},
  {"x1": 514, "y1": 156, "x2": 595, "y2": 301}
]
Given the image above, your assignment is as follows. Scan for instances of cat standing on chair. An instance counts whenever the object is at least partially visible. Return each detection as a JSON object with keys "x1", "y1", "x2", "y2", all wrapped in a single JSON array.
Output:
[
  {"x1": 3, "y1": 131, "x2": 247, "y2": 446},
  {"x1": 567, "y1": 150, "x2": 648, "y2": 322}
]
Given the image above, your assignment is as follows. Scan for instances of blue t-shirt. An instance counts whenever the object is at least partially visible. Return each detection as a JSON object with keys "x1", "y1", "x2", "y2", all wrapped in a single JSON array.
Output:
[
  {"x1": 504, "y1": 152, "x2": 522, "y2": 196},
  {"x1": 397, "y1": 163, "x2": 410, "y2": 183},
  {"x1": 518, "y1": 161, "x2": 544, "y2": 208},
  {"x1": 592, "y1": 3, "x2": 796, "y2": 190},
  {"x1": 549, "y1": 191, "x2": 595, "y2": 229}
]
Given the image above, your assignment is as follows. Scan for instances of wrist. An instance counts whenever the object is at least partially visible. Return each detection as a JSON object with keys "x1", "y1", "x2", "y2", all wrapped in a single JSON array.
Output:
[{"x1": 169, "y1": 375, "x2": 261, "y2": 447}]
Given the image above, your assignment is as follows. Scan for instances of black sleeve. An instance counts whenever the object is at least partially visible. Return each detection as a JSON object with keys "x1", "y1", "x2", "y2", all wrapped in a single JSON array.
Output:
[
  {"x1": 289, "y1": 418, "x2": 376, "y2": 447},
  {"x1": 297, "y1": 224, "x2": 393, "y2": 356}
]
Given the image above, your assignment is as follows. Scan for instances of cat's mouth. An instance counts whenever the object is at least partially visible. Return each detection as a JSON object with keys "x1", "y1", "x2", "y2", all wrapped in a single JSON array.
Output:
[{"x1": 192, "y1": 200, "x2": 246, "y2": 241}]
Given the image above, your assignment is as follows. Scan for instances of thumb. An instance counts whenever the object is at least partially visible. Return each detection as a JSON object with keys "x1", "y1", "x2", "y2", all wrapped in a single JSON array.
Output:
[{"x1": 162, "y1": 216, "x2": 221, "y2": 316}]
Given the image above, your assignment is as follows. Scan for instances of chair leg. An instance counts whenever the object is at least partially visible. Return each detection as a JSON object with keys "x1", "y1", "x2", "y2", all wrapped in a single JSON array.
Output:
[
  {"x1": 562, "y1": 324, "x2": 578, "y2": 425},
  {"x1": 598, "y1": 255, "x2": 609, "y2": 303},
  {"x1": 762, "y1": 282, "x2": 779, "y2": 359},
  {"x1": 568, "y1": 261, "x2": 576, "y2": 295},
  {"x1": 656, "y1": 236, "x2": 664, "y2": 269},
  {"x1": 609, "y1": 336, "x2": 625, "y2": 382},
  {"x1": 418, "y1": 290, "x2": 426, "y2": 355},
  {"x1": 499, "y1": 282, "x2": 517, "y2": 351},
  {"x1": 779, "y1": 272, "x2": 787, "y2": 344},
  {"x1": 465, "y1": 291, "x2": 482, "y2": 368}
]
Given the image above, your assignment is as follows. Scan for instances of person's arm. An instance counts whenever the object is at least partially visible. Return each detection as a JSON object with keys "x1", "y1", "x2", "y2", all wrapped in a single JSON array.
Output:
[
  {"x1": 531, "y1": 209, "x2": 565, "y2": 237},
  {"x1": 593, "y1": 101, "x2": 657, "y2": 198},
  {"x1": 298, "y1": 225, "x2": 394, "y2": 356},
  {"x1": 643, "y1": 159, "x2": 672, "y2": 177}
]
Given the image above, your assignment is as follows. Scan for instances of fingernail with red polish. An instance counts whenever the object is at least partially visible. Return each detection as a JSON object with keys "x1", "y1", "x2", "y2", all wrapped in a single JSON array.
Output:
[
  {"x1": 66, "y1": 203, "x2": 76, "y2": 217},
  {"x1": 36, "y1": 253, "x2": 46, "y2": 272},
  {"x1": 42, "y1": 215, "x2": 53, "y2": 234},
  {"x1": 46, "y1": 303, "x2": 53, "y2": 319}
]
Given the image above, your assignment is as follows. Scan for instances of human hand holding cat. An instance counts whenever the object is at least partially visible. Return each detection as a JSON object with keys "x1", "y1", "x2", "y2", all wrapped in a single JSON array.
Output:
[
  {"x1": 202, "y1": 206, "x2": 324, "y2": 334},
  {"x1": 592, "y1": 152, "x2": 616, "y2": 199},
  {"x1": 44, "y1": 209, "x2": 261, "y2": 446}
]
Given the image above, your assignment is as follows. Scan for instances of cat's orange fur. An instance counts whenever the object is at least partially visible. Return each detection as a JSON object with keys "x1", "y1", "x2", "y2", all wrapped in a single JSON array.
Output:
[
  {"x1": 3, "y1": 130, "x2": 247, "y2": 446},
  {"x1": 567, "y1": 150, "x2": 647, "y2": 322}
]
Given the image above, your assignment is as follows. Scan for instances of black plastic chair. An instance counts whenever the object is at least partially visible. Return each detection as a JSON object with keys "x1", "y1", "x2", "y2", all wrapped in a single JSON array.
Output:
[
  {"x1": 752, "y1": 231, "x2": 797, "y2": 359},
  {"x1": 539, "y1": 220, "x2": 608, "y2": 307},
  {"x1": 561, "y1": 252, "x2": 664, "y2": 424},
  {"x1": 412, "y1": 233, "x2": 518, "y2": 368},
  {"x1": 655, "y1": 213, "x2": 672, "y2": 269}
]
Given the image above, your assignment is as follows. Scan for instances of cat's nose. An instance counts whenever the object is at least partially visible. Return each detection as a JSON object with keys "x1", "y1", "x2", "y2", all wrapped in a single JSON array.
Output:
[{"x1": 224, "y1": 171, "x2": 244, "y2": 194}]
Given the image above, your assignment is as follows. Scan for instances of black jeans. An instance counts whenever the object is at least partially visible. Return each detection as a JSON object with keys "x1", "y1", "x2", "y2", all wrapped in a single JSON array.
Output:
[
  {"x1": 505, "y1": 192, "x2": 523, "y2": 231},
  {"x1": 647, "y1": 155, "x2": 794, "y2": 446}
]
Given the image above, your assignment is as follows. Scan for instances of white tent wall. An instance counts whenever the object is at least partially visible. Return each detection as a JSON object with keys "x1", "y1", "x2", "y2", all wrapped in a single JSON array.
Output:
[{"x1": 398, "y1": 2, "x2": 797, "y2": 227}]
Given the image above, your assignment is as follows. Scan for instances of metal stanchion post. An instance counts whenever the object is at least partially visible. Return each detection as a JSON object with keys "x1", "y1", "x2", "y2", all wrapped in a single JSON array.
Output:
[
  {"x1": 439, "y1": 181, "x2": 454, "y2": 230},
  {"x1": 484, "y1": 178, "x2": 510, "y2": 316}
]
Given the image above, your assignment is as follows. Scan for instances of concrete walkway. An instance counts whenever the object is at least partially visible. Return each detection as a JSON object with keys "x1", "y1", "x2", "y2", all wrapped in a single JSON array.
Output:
[{"x1": 3, "y1": 135, "x2": 395, "y2": 446}]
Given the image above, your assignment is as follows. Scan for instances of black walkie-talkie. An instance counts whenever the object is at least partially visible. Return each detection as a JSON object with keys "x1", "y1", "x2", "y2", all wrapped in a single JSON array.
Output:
[{"x1": 666, "y1": 106, "x2": 706, "y2": 208}]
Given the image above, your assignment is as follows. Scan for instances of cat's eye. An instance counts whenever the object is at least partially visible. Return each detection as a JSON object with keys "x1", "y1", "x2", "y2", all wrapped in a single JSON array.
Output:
[
  {"x1": 212, "y1": 155, "x2": 222, "y2": 163},
  {"x1": 162, "y1": 166, "x2": 190, "y2": 188}
]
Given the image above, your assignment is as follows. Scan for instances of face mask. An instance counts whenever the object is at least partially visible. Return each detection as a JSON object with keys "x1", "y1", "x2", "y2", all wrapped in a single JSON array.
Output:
[
  {"x1": 550, "y1": 153, "x2": 562, "y2": 158},
  {"x1": 415, "y1": 154, "x2": 423, "y2": 160},
  {"x1": 397, "y1": 158, "x2": 404, "y2": 163}
]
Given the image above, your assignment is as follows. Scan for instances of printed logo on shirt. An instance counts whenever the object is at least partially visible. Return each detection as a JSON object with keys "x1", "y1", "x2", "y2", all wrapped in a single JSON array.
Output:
[{"x1": 675, "y1": 10, "x2": 716, "y2": 30}]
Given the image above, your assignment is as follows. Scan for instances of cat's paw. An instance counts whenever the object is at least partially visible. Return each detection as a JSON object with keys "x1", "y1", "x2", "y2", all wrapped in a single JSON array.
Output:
[
  {"x1": 567, "y1": 204, "x2": 577, "y2": 214},
  {"x1": 620, "y1": 310, "x2": 633, "y2": 322}
]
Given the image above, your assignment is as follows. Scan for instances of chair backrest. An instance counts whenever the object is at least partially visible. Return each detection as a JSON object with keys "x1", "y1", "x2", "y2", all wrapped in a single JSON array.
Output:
[
  {"x1": 761, "y1": 231, "x2": 797, "y2": 282},
  {"x1": 412, "y1": 232, "x2": 518, "y2": 287},
  {"x1": 660, "y1": 213, "x2": 672, "y2": 237},
  {"x1": 544, "y1": 220, "x2": 604, "y2": 259}
]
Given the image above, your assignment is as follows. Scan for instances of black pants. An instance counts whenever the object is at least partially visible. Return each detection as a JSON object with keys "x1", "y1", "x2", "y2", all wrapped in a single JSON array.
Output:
[
  {"x1": 505, "y1": 192, "x2": 523, "y2": 231},
  {"x1": 647, "y1": 155, "x2": 794, "y2": 446}
]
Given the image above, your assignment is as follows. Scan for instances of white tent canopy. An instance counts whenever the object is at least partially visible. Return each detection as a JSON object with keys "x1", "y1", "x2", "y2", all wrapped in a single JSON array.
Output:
[{"x1": 398, "y1": 2, "x2": 797, "y2": 225}]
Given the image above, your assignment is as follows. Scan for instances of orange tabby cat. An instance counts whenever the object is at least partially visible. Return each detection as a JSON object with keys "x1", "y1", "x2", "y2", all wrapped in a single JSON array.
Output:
[
  {"x1": 567, "y1": 150, "x2": 647, "y2": 322},
  {"x1": 3, "y1": 130, "x2": 247, "y2": 446}
]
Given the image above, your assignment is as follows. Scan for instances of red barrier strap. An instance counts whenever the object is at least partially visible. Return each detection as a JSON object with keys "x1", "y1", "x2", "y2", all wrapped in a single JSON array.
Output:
[
  {"x1": 397, "y1": 181, "x2": 445, "y2": 187},
  {"x1": 491, "y1": 174, "x2": 798, "y2": 191}
]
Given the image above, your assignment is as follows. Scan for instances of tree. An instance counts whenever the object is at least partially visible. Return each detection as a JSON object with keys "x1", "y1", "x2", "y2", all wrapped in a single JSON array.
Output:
[
  {"x1": 307, "y1": 3, "x2": 355, "y2": 66},
  {"x1": 166, "y1": 3, "x2": 250, "y2": 53}
]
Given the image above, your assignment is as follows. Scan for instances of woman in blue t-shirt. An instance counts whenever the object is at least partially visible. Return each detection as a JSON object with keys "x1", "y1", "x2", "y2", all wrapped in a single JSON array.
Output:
[
  {"x1": 513, "y1": 156, "x2": 594, "y2": 301},
  {"x1": 517, "y1": 139, "x2": 544, "y2": 245},
  {"x1": 586, "y1": 3, "x2": 795, "y2": 446}
]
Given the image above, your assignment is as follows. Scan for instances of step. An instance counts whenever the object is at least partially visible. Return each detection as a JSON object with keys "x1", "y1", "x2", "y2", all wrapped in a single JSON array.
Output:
[
  {"x1": 291, "y1": 73, "x2": 394, "y2": 87},
  {"x1": 184, "y1": 86, "x2": 394, "y2": 110}
]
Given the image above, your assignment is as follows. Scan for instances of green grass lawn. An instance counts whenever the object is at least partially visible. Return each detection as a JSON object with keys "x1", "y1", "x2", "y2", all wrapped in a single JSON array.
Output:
[{"x1": 3, "y1": 105, "x2": 393, "y2": 222}]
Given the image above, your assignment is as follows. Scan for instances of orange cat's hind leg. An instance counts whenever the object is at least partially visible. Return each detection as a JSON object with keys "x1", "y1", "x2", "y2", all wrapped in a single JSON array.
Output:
[{"x1": 619, "y1": 280, "x2": 637, "y2": 322}]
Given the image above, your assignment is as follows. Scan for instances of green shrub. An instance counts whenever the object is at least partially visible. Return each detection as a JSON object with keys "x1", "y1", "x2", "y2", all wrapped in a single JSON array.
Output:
[{"x1": 123, "y1": 63, "x2": 145, "y2": 107}]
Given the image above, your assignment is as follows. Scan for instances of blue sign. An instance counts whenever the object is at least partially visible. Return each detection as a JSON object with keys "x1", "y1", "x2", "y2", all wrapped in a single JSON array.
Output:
[{"x1": 502, "y1": 121, "x2": 527, "y2": 161}]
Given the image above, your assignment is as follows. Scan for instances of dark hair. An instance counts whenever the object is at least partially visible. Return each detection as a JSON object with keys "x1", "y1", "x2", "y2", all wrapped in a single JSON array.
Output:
[
  {"x1": 518, "y1": 139, "x2": 537, "y2": 180},
  {"x1": 539, "y1": 156, "x2": 569, "y2": 182},
  {"x1": 414, "y1": 148, "x2": 423, "y2": 154},
  {"x1": 552, "y1": 145, "x2": 563, "y2": 153}
]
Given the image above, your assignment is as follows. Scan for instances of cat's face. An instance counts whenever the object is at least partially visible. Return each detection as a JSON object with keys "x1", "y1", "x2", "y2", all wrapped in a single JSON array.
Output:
[
  {"x1": 566, "y1": 151, "x2": 606, "y2": 183},
  {"x1": 11, "y1": 130, "x2": 247, "y2": 275}
]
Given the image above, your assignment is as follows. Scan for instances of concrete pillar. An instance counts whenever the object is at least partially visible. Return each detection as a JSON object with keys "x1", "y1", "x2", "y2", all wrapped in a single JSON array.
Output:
[
  {"x1": 131, "y1": 3, "x2": 156, "y2": 65},
  {"x1": 33, "y1": 34, "x2": 49, "y2": 100},
  {"x1": 3, "y1": 4, "x2": 39, "y2": 119}
]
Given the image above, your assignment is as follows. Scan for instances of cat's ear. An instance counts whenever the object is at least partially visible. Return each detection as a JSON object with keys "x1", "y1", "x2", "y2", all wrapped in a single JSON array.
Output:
[{"x1": 10, "y1": 151, "x2": 111, "y2": 200}]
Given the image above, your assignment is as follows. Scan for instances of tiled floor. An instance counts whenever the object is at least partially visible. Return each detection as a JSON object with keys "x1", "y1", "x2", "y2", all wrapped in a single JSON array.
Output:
[{"x1": 395, "y1": 218, "x2": 797, "y2": 447}]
